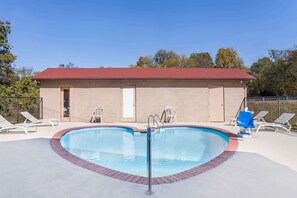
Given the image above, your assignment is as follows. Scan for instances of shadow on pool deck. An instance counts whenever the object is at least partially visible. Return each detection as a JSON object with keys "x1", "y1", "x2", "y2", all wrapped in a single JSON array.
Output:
[{"x1": 0, "y1": 138, "x2": 297, "y2": 198}]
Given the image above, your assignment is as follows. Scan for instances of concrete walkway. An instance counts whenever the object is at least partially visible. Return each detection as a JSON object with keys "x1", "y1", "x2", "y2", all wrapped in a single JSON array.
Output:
[{"x1": 0, "y1": 122, "x2": 297, "y2": 198}]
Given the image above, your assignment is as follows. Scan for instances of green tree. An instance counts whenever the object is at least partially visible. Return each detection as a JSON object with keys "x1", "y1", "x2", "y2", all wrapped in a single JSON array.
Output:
[
  {"x1": 135, "y1": 56, "x2": 154, "y2": 68},
  {"x1": 188, "y1": 52, "x2": 214, "y2": 68},
  {"x1": 250, "y1": 57, "x2": 272, "y2": 74},
  {"x1": 154, "y1": 49, "x2": 180, "y2": 68},
  {"x1": 0, "y1": 75, "x2": 39, "y2": 120},
  {"x1": 248, "y1": 57, "x2": 273, "y2": 96},
  {"x1": 1, "y1": 75, "x2": 39, "y2": 97},
  {"x1": 266, "y1": 49, "x2": 297, "y2": 96},
  {"x1": 215, "y1": 48, "x2": 244, "y2": 68},
  {"x1": 0, "y1": 22, "x2": 40, "y2": 121},
  {"x1": 0, "y1": 20, "x2": 16, "y2": 85},
  {"x1": 248, "y1": 47, "x2": 297, "y2": 96},
  {"x1": 0, "y1": 66, "x2": 39, "y2": 98}
]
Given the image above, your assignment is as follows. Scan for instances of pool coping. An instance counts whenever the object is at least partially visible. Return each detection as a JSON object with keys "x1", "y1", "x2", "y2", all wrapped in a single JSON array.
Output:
[{"x1": 50, "y1": 124, "x2": 238, "y2": 185}]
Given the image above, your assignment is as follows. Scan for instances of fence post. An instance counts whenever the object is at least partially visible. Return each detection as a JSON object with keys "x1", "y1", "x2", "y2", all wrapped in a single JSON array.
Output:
[
  {"x1": 16, "y1": 98, "x2": 19, "y2": 123},
  {"x1": 277, "y1": 97, "x2": 280, "y2": 117},
  {"x1": 40, "y1": 97, "x2": 43, "y2": 119}
]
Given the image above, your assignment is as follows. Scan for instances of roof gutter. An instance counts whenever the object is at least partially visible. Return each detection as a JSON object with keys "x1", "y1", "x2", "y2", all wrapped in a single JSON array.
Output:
[{"x1": 32, "y1": 77, "x2": 255, "y2": 81}]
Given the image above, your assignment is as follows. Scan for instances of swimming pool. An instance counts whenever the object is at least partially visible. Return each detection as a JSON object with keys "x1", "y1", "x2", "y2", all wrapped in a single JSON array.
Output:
[{"x1": 60, "y1": 126, "x2": 229, "y2": 177}]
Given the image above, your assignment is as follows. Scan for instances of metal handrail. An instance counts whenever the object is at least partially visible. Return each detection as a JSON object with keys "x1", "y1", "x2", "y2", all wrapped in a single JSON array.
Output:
[
  {"x1": 146, "y1": 115, "x2": 153, "y2": 195},
  {"x1": 153, "y1": 114, "x2": 164, "y2": 128},
  {"x1": 147, "y1": 115, "x2": 155, "y2": 128},
  {"x1": 146, "y1": 114, "x2": 165, "y2": 195},
  {"x1": 160, "y1": 110, "x2": 166, "y2": 123}
]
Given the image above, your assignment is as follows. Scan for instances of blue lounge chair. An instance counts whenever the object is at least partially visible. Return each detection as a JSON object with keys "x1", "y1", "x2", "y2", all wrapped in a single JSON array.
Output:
[{"x1": 237, "y1": 111, "x2": 255, "y2": 137}]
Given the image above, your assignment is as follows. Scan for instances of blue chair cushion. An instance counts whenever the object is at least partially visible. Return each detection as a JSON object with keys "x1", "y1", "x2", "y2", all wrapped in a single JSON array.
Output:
[{"x1": 237, "y1": 111, "x2": 255, "y2": 129}]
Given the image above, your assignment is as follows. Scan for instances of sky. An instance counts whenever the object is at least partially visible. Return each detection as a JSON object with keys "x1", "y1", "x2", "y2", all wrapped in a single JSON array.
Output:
[{"x1": 1, "y1": 0, "x2": 297, "y2": 72}]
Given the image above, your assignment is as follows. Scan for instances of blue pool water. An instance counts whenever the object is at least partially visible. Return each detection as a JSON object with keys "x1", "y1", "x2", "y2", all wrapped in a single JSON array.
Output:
[{"x1": 60, "y1": 127, "x2": 228, "y2": 177}]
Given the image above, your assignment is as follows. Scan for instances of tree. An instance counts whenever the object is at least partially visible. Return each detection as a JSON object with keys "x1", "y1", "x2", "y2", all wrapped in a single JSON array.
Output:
[
  {"x1": 0, "y1": 22, "x2": 38, "y2": 96},
  {"x1": 248, "y1": 47, "x2": 297, "y2": 96},
  {"x1": 250, "y1": 57, "x2": 272, "y2": 74},
  {"x1": 0, "y1": 20, "x2": 16, "y2": 85},
  {"x1": 248, "y1": 57, "x2": 273, "y2": 96},
  {"x1": 266, "y1": 48, "x2": 297, "y2": 96},
  {"x1": 268, "y1": 49, "x2": 287, "y2": 62},
  {"x1": 215, "y1": 48, "x2": 244, "y2": 69},
  {"x1": 129, "y1": 64, "x2": 136, "y2": 68},
  {"x1": 179, "y1": 54, "x2": 188, "y2": 68},
  {"x1": 188, "y1": 52, "x2": 214, "y2": 68},
  {"x1": 58, "y1": 62, "x2": 77, "y2": 68},
  {"x1": 15, "y1": 66, "x2": 34, "y2": 77},
  {"x1": 1, "y1": 76, "x2": 39, "y2": 98},
  {"x1": 154, "y1": 49, "x2": 180, "y2": 68},
  {"x1": 0, "y1": 65, "x2": 39, "y2": 98},
  {"x1": 135, "y1": 56, "x2": 154, "y2": 68},
  {"x1": 0, "y1": 21, "x2": 40, "y2": 122},
  {"x1": 0, "y1": 75, "x2": 39, "y2": 119},
  {"x1": 133, "y1": 50, "x2": 215, "y2": 68}
]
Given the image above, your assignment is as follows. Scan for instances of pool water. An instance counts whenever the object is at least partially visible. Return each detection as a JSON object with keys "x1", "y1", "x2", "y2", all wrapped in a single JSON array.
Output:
[{"x1": 60, "y1": 127, "x2": 228, "y2": 177}]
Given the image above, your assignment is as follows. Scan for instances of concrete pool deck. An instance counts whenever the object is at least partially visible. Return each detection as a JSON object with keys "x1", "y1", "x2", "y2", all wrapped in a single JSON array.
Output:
[{"x1": 0, "y1": 122, "x2": 297, "y2": 198}]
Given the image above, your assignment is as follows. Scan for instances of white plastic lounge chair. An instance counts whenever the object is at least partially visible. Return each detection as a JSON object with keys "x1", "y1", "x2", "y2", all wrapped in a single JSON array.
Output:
[
  {"x1": 164, "y1": 106, "x2": 176, "y2": 123},
  {"x1": 0, "y1": 115, "x2": 37, "y2": 135},
  {"x1": 253, "y1": 111, "x2": 269, "y2": 122},
  {"x1": 90, "y1": 107, "x2": 103, "y2": 123},
  {"x1": 21, "y1": 111, "x2": 59, "y2": 127},
  {"x1": 256, "y1": 113, "x2": 295, "y2": 133}
]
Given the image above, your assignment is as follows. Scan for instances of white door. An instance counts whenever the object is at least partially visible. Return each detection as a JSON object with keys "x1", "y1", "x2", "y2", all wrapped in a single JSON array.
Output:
[
  {"x1": 122, "y1": 88, "x2": 135, "y2": 120},
  {"x1": 209, "y1": 86, "x2": 224, "y2": 122}
]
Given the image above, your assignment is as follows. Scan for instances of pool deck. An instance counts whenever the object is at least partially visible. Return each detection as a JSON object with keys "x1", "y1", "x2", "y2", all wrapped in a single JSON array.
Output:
[{"x1": 1, "y1": 122, "x2": 297, "y2": 198}]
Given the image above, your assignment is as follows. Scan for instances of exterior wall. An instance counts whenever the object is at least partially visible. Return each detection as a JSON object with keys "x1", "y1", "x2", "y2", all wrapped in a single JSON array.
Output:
[
  {"x1": 135, "y1": 80, "x2": 209, "y2": 122},
  {"x1": 40, "y1": 81, "x2": 60, "y2": 120},
  {"x1": 39, "y1": 79, "x2": 247, "y2": 123},
  {"x1": 224, "y1": 82, "x2": 246, "y2": 121}
]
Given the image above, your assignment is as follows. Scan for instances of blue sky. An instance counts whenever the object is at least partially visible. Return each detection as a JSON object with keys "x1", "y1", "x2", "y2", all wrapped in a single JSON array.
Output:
[{"x1": 1, "y1": 0, "x2": 297, "y2": 71}]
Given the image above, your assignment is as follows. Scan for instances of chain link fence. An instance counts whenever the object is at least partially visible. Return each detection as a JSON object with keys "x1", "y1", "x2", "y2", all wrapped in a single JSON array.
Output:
[
  {"x1": 247, "y1": 96, "x2": 297, "y2": 131},
  {"x1": 0, "y1": 97, "x2": 43, "y2": 124}
]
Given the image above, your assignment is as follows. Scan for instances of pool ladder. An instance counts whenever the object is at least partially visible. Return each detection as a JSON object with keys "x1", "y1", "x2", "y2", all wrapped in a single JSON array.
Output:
[
  {"x1": 146, "y1": 114, "x2": 164, "y2": 195},
  {"x1": 150, "y1": 114, "x2": 164, "y2": 129}
]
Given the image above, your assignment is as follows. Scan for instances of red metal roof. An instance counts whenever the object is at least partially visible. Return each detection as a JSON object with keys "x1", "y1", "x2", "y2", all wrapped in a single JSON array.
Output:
[{"x1": 32, "y1": 68, "x2": 254, "y2": 80}]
